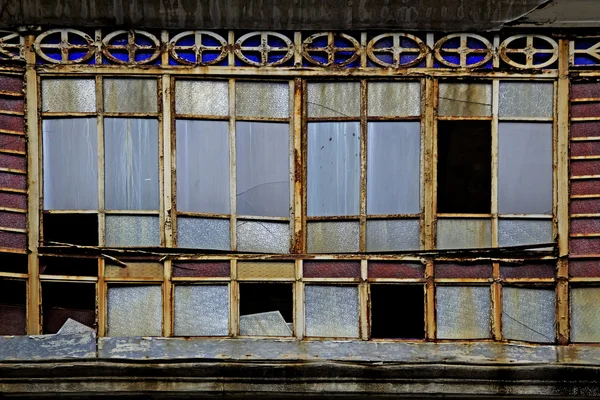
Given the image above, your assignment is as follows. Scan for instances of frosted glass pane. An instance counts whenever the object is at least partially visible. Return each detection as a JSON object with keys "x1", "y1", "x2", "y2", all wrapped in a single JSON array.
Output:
[
  {"x1": 305, "y1": 285, "x2": 359, "y2": 338},
  {"x1": 308, "y1": 122, "x2": 360, "y2": 216},
  {"x1": 103, "y1": 78, "x2": 157, "y2": 113},
  {"x1": 105, "y1": 215, "x2": 160, "y2": 247},
  {"x1": 367, "y1": 122, "x2": 420, "y2": 214},
  {"x1": 174, "y1": 285, "x2": 229, "y2": 336},
  {"x1": 368, "y1": 81, "x2": 421, "y2": 117},
  {"x1": 502, "y1": 287, "x2": 555, "y2": 343},
  {"x1": 108, "y1": 285, "x2": 162, "y2": 337},
  {"x1": 237, "y1": 220, "x2": 289, "y2": 253},
  {"x1": 175, "y1": 80, "x2": 228, "y2": 116},
  {"x1": 307, "y1": 221, "x2": 359, "y2": 253},
  {"x1": 43, "y1": 118, "x2": 98, "y2": 210},
  {"x1": 438, "y1": 83, "x2": 491, "y2": 117},
  {"x1": 104, "y1": 118, "x2": 159, "y2": 210},
  {"x1": 177, "y1": 217, "x2": 230, "y2": 250},
  {"x1": 308, "y1": 82, "x2": 360, "y2": 117},
  {"x1": 366, "y1": 219, "x2": 420, "y2": 251},
  {"x1": 236, "y1": 81, "x2": 289, "y2": 118},
  {"x1": 498, "y1": 123, "x2": 552, "y2": 214},
  {"x1": 176, "y1": 120, "x2": 229, "y2": 213},
  {"x1": 499, "y1": 82, "x2": 554, "y2": 118},
  {"x1": 236, "y1": 122, "x2": 289, "y2": 217},
  {"x1": 437, "y1": 219, "x2": 491, "y2": 249},
  {"x1": 498, "y1": 219, "x2": 553, "y2": 247},
  {"x1": 571, "y1": 288, "x2": 600, "y2": 342},
  {"x1": 42, "y1": 79, "x2": 96, "y2": 113},
  {"x1": 436, "y1": 286, "x2": 491, "y2": 339}
]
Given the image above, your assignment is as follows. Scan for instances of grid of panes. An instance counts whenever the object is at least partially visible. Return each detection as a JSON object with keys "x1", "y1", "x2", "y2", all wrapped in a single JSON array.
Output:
[
  {"x1": 174, "y1": 79, "x2": 293, "y2": 253},
  {"x1": 306, "y1": 80, "x2": 422, "y2": 253},
  {"x1": 41, "y1": 77, "x2": 162, "y2": 247},
  {"x1": 434, "y1": 80, "x2": 556, "y2": 342}
]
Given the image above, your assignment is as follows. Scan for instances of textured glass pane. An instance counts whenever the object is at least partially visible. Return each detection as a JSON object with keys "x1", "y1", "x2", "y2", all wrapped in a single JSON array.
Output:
[
  {"x1": 366, "y1": 219, "x2": 420, "y2": 251},
  {"x1": 437, "y1": 219, "x2": 491, "y2": 249},
  {"x1": 308, "y1": 122, "x2": 360, "y2": 216},
  {"x1": 176, "y1": 120, "x2": 229, "y2": 213},
  {"x1": 105, "y1": 215, "x2": 160, "y2": 247},
  {"x1": 41, "y1": 79, "x2": 96, "y2": 113},
  {"x1": 103, "y1": 78, "x2": 158, "y2": 113},
  {"x1": 499, "y1": 82, "x2": 554, "y2": 118},
  {"x1": 108, "y1": 286, "x2": 162, "y2": 337},
  {"x1": 174, "y1": 285, "x2": 229, "y2": 336},
  {"x1": 43, "y1": 118, "x2": 98, "y2": 210},
  {"x1": 175, "y1": 80, "x2": 228, "y2": 116},
  {"x1": 436, "y1": 286, "x2": 491, "y2": 339},
  {"x1": 236, "y1": 220, "x2": 289, "y2": 253},
  {"x1": 438, "y1": 83, "x2": 492, "y2": 117},
  {"x1": 502, "y1": 287, "x2": 555, "y2": 343},
  {"x1": 105, "y1": 262, "x2": 163, "y2": 279},
  {"x1": 498, "y1": 123, "x2": 552, "y2": 214},
  {"x1": 307, "y1": 221, "x2": 359, "y2": 253},
  {"x1": 304, "y1": 261, "x2": 361, "y2": 278},
  {"x1": 236, "y1": 122, "x2": 289, "y2": 217},
  {"x1": 305, "y1": 285, "x2": 359, "y2": 338},
  {"x1": 236, "y1": 81, "x2": 289, "y2": 118},
  {"x1": 105, "y1": 118, "x2": 159, "y2": 210},
  {"x1": 237, "y1": 262, "x2": 295, "y2": 280},
  {"x1": 177, "y1": 217, "x2": 230, "y2": 250},
  {"x1": 308, "y1": 82, "x2": 360, "y2": 117},
  {"x1": 368, "y1": 81, "x2": 421, "y2": 117},
  {"x1": 367, "y1": 122, "x2": 420, "y2": 214},
  {"x1": 498, "y1": 219, "x2": 553, "y2": 247},
  {"x1": 571, "y1": 288, "x2": 600, "y2": 342},
  {"x1": 240, "y1": 311, "x2": 293, "y2": 336}
]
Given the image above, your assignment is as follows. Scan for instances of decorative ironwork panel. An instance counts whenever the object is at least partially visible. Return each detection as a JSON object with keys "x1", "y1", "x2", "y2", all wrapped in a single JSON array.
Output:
[
  {"x1": 0, "y1": 31, "x2": 23, "y2": 61},
  {"x1": 102, "y1": 30, "x2": 160, "y2": 65},
  {"x1": 302, "y1": 32, "x2": 360, "y2": 67},
  {"x1": 34, "y1": 29, "x2": 95, "y2": 64},
  {"x1": 235, "y1": 32, "x2": 294, "y2": 67},
  {"x1": 434, "y1": 33, "x2": 493, "y2": 68},
  {"x1": 367, "y1": 33, "x2": 427, "y2": 68},
  {"x1": 499, "y1": 35, "x2": 558, "y2": 69},
  {"x1": 169, "y1": 31, "x2": 228, "y2": 66}
]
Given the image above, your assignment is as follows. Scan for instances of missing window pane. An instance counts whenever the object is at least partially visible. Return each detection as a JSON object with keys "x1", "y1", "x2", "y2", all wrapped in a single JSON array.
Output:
[
  {"x1": 41, "y1": 281, "x2": 95, "y2": 334},
  {"x1": 370, "y1": 284, "x2": 424, "y2": 339},
  {"x1": 43, "y1": 213, "x2": 98, "y2": 246},
  {"x1": 437, "y1": 120, "x2": 491, "y2": 213},
  {"x1": 40, "y1": 257, "x2": 98, "y2": 276},
  {"x1": 0, "y1": 278, "x2": 26, "y2": 335},
  {"x1": 239, "y1": 283, "x2": 293, "y2": 336},
  {"x1": 0, "y1": 253, "x2": 27, "y2": 274}
]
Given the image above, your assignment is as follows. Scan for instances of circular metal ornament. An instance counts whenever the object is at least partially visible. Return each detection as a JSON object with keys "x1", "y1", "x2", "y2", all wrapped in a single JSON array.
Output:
[
  {"x1": 499, "y1": 35, "x2": 558, "y2": 69},
  {"x1": 102, "y1": 30, "x2": 160, "y2": 65},
  {"x1": 434, "y1": 33, "x2": 493, "y2": 68},
  {"x1": 234, "y1": 32, "x2": 294, "y2": 67},
  {"x1": 0, "y1": 31, "x2": 23, "y2": 60},
  {"x1": 34, "y1": 29, "x2": 96, "y2": 64},
  {"x1": 169, "y1": 31, "x2": 228, "y2": 66},
  {"x1": 302, "y1": 32, "x2": 360, "y2": 67},
  {"x1": 367, "y1": 33, "x2": 428, "y2": 68}
]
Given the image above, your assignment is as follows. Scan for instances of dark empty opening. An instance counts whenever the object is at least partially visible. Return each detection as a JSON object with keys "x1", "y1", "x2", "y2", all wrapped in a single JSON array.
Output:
[
  {"x1": 40, "y1": 257, "x2": 98, "y2": 276},
  {"x1": 437, "y1": 120, "x2": 491, "y2": 213},
  {"x1": 370, "y1": 284, "x2": 424, "y2": 339},
  {"x1": 239, "y1": 283, "x2": 293, "y2": 323},
  {"x1": 0, "y1": 253, "x2": 28, "y2": 274},
  {"x1": 0, "y1": 278, "x2": 26, "y2": 335},
  {"x1": 41, "y1": 281, "x2": 96, "y2": 334},
  {"x1": 43, "y1": 213, "x2": 98, "y2": 246}
]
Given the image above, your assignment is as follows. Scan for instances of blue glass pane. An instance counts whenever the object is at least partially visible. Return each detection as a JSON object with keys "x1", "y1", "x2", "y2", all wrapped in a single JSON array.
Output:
[
  {"x1": 442, "y1": 54, "x2": 460, "y2": 65},
  {"x1": 575, "y1": 55, "x2": 598, "y2": 66},
  {"x1": 68, "y1": 33, "x2": 89, "y2": 45},
  {"x1": 442, "y1": 37, "x2": 460, "y2": 48},
  {"x1": 467, "y1": 37, "x2": 487, "y2": 49},
  {"x1": 400, "y1": 38, "x2": 419, "y2": 48},
  {"x1": 575, "y1": 39, "x2": 597, "y2": 50},
  {"x1": 44, "y1": 32, "x2": 61, "y2": 44},
  {"x1": 311, "y1": 36, "x2": 328, "y2": 48},
  {"x1": 269, "y1": 36, "x2": 287, "y2": 47},
  {"x1": 177, "y1": 51, "x2": 196, "y2": 64},
  {"x1": 136, "y1": 35, "x2": 154, "y2": 47},
  {"x1": 400, "y1": 54, "x2": 418, "y2": 65},
  {"x1": 374, "y1": 53, "x2": 394, "y2": 65},
  {"x1": 69, "y1": 50, "x2": 90, "y2": 61},
  {"x1": 241, "y1": 35, "x2": 261, "y2": 47},
  {"x1": 204, "y1": 35, "x2": 222, "y2": 47},
  {"x1": 373, "y1": 37, "x2": 393, "y2": 48}
]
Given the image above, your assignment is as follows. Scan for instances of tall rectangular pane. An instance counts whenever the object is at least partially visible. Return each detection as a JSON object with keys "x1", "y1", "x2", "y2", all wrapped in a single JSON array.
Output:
[
  {"x1": 236, "y1": 82, "x2": 289, "y2": 118},
  {"x1": 175, "y1": 80, "x2": 228, "y2": 116},
  {"x1": 305, "y1": 285, "x2": 359, "y2": 338},
  {"x1": 308, "y1": 82, "x2": 360, "y2": 117},
  {"x1": 176, "y1": 120, "x2": 229, "y2": 213},
  {"x1": 42, "y1": 79, "x2": 96, "y2": 113},
  {"x1": 498, "y1": 123, "x2": 552, "y2": 214},
  {"x1": 571, "y1": 287, "x2": 600, "y2": 342},
  {"x1": 367, "y1": 122, "x2": 420, "y2": 214},
  {"x1": 308, "y1": 122, "x2": 360, "y2": 216},
  {"x1": 438, "y1": 83, "x2": 492, "y2": 117},
  {"x1": 499, "y1": 82, "x2": 554, "y2": 118},
  {"x1": 108, "y1": 285, "x2": 162, "y2": 337},
  {"x1": 43, "y1": 118, "x2": 98, "y2": 210},
  {"x1": 174, "y1": 285, "x2": 229, "y2": 336},
  {"x1": 368, "y1": 81, "x2": 421, "y2": 117},
  {"x1": 104, "y1": 118, "x2": 159, "y2": 210},
  {"x1": 103, "y1": 78, "x2": 158, "y2": 113},
  {"x1": 502, "y1": 287, "x2": 555, "y2": 343},
  {"x1": 436, "y1": 286, "x2": 491, "y2": 339},
  {"x1": 236, "y1": 122, "x2": 289, "y2": 217}
]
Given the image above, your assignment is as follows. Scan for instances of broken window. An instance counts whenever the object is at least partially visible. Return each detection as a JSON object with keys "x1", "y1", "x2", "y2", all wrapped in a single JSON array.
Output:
[
  {"x1": 239, "y1": 283, "x2": 294, "y2": 337},
  {"x1": 370, "y1": 284, "x2": 425, "y2": 339}
]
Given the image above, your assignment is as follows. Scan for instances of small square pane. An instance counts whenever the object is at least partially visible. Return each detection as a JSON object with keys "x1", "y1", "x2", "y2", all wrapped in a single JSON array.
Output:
[
  {"x1": 42, "y1": 79, "x2": 96, "y2": 113},
  {"x1": 368, "y1": 81, "x2": 421, "y2": 117},
  {"x1": 308, "y1": 122, "x2": 360, "y2": 216},
  {"x1": 108, "y1": 285, "x2": 162, "y2": 337},
  {"x1": 571, "y1": 287, "x2": 600, "y2": 342},
  {"x1": 177, "y1": 217, "x2": 230, "y2": 250},
  {"x1": 305, "y1": 285, "x2": 359, "y2": 338},
  {"x1": 502, "y1": 287, "x2": 555, "y2": 343},
  {"x1": 236, "y1": 220, "x2": 289, "y2": 253},
  {"x1": 436, "y1": 286, "x2": 491, "y2": 339},
  {"x1": 175, "y1": 80, "x2": 228, "y2": 116},
  {"x1": 366, "y1": 219, "x2": 420, "y2": 251},
  {"x1": 307, "y1": 221, "x2": 359, "y2": 253},
  {"x1": 438, "y1": 83, "x2": 492, "y2": 117},
  {"x1": 498, "y1": 219, "x2": 553, "y2": 247},
  {"x1": 308, "y1": 82, "x2": 360, "y2": 117},
  {"x1": 43, "y1": 118, "x2": 98, "y2": 210},
  {"x1": 236, "y1": 81, "x2": 289, "y2": 118},
  {"x1": 174, "y1": 285, "x2": 229, "y2": 336},
  {"x1": 103, "y1": 78, "x2": 158, "y2": 113},
  {"x1": 105, "y1": 215, "x2": 160, "y2": 247},
  {"x1": 437, "y1": 219, "x2": 491, "y2": 249},
  {"x1": 499, "y1": 82, "x2": 554, "y2": 118}
]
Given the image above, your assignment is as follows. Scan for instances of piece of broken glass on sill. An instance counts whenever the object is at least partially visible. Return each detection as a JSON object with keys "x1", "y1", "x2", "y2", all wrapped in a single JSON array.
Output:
[{"x1": 239, "y1": 310, "x2": 293, "y2": 336}]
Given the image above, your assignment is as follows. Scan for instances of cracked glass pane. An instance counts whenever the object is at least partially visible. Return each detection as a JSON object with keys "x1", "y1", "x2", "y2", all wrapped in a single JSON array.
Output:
[
  {"x1": 502, "y1": 287, "x2": 555, "y2": 343},
  {"x1": 236, "y1": 220, "x2": 290, "y2": 253},
  {"x1": 438, "y1": 83, "x2": 492, "y2": 117},
  {"x1": 308, "y1": 82, "x2": 360, "y2": 117}
]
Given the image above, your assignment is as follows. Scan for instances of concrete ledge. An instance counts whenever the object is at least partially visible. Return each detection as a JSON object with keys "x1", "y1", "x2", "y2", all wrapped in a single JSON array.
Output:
[{"x1": 0, "y1": 332, "x2": 96, "y2": 361}]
